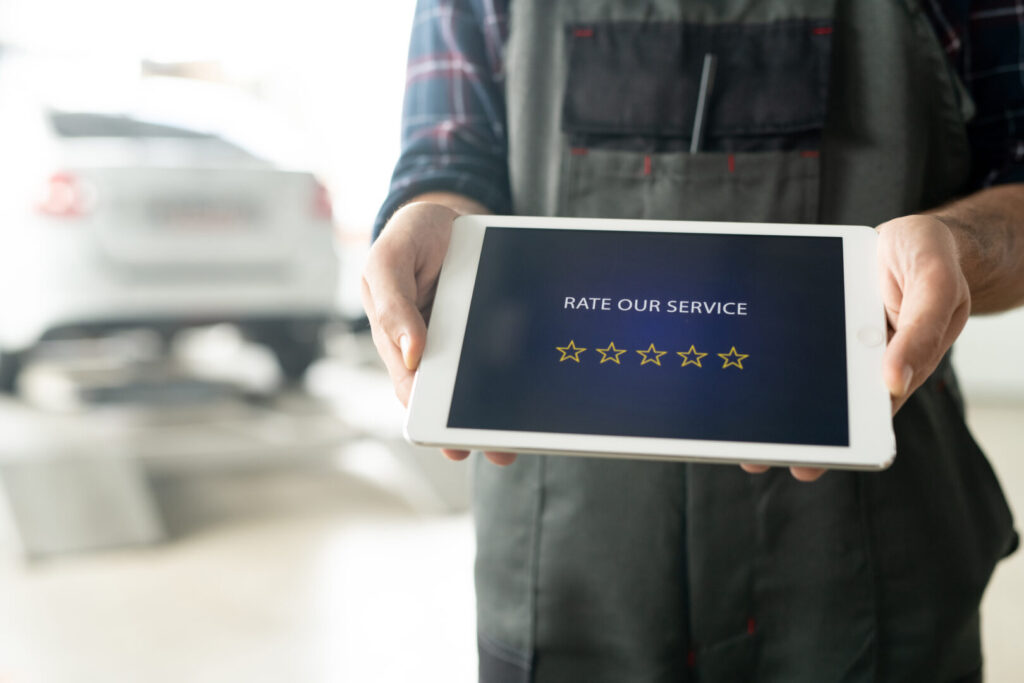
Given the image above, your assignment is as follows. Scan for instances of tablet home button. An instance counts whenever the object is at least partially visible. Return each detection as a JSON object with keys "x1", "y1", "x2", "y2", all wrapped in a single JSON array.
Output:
[{"x1": 857, "y1": 326, "x2": 885, "y2": 347}]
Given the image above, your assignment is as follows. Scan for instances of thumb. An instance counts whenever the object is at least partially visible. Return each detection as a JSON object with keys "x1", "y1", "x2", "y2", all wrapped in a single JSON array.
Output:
[
  {"x1": 362, "y1": 264, "x2": 428, "y2": 371},
  {"x1": 375, "y1": 285, "x2": 428, "y2": 370}
]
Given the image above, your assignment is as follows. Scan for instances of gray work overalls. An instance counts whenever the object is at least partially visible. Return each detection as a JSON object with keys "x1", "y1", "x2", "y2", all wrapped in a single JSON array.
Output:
[{"x1": 471, "y1": 1, "x2": 1019, "y2": 681}]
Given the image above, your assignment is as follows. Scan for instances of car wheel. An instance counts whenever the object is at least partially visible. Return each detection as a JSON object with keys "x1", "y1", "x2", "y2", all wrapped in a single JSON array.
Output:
[
  {"x1": 0, "y1": 349, "x2": 25, "y2": 394},
  {"x1": 273, "y1": 341, "x2": 320, "y2": 383},
  {"x1": 245, "y1": 319, "x2": 325, "y2": 384}
]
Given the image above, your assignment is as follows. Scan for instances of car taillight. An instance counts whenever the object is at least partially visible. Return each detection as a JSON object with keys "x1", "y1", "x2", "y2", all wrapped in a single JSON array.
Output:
[
  {"x1": 37, "y1": 172, "x2": 91, "y2": 218},
  {"x1": 312, "y1": 180, "x2": 334, "y2": 222}
]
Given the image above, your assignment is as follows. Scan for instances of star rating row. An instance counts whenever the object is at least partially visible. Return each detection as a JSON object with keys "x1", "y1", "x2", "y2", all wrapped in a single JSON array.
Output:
[{"x1": 556, "y1": 340, "x2": 749, "y2": 369}]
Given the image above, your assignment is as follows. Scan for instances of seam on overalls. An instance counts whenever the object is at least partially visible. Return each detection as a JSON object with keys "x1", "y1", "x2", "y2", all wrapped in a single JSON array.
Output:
[
  {"x1": 479, "y1": 631, "x2": 533, "y2": 668},
  {"x1": 527, "y1": 454, "x2": 547, "y2": 662},
  {"x1": 559, "y1": 143, "x2": 576, "y2": 216},
  {"x1": 914, "y1": 10, "x2": 973, "y2": 171},
  {"x1": 895, "y1": 0, "x2": 922, "y2": 17},
  {"x1": 856, "y1": 472, "x2": 881, "y2": 679}
]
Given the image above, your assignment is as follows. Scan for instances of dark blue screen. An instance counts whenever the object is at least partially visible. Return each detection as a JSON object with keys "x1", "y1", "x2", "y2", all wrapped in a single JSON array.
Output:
[{"x1": 447, "y1": 227, "x2": 849, "y2": 446}]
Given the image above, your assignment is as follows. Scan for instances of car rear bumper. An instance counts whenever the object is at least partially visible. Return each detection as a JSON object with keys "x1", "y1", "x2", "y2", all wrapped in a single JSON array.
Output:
[{"x1": 0, "y1": 252, "x2": 340, "y2": 351}]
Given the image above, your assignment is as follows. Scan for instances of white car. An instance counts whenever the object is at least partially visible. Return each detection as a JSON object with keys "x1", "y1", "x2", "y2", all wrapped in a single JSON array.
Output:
[{"x1": 0, "y1": 59, "x2": 340, "y2": 390}]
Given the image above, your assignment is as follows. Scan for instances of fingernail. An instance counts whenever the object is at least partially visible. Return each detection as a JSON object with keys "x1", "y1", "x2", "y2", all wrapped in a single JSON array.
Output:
[
  {"x1": 399, "y1": 334, "x2": 413, "y2": 369},
  {"x1": 899, "y1": 365, "x2": 913, "y2": 396}
]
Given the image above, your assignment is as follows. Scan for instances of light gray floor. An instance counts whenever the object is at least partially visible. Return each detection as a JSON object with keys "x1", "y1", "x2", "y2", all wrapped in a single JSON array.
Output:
[{"x1": 0, "y1": 467, "x2": 478, "y2": 683}]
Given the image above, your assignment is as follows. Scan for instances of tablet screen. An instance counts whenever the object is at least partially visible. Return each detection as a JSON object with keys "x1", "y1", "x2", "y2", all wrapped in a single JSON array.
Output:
[{"x1": 447, "y1": 227, "x2": 849, "y2": 446}]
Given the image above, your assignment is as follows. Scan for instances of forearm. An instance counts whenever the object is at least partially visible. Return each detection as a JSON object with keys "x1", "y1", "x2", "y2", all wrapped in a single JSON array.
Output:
[{"x1": 929, "y1": 183, "x2": 1024, "y2": 314}]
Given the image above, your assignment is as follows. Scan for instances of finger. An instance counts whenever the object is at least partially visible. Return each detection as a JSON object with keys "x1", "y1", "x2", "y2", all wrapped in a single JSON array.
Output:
[
  {"x1": 742, "y1": 463, "x2": 826, "y2": 482},
  {"x1": 441, "y1": 449, "x2": 516, "y2": 465},
  {"x1": 891, "y1": 394, "x2": 904, "y2": 417},
  {"x1": 484, "y1": 452, "x2": 517, "y2": 466},
  {"x1": 361, "y1": 279, "x2": 416, "y2": 405},
  {"x1": 889, "y1": 297, "x2": 966, "y2": 417},
  {"x1": 789, "y1": 467, "x2": 826, "y2": 482},
  {"x1": 371, "y1": 322, "x2": 416, "y2": 404},
  {"x1": 882, "y1": 268, "x2": 962, "y2": 399},
  {"x1": 363, "y1": 249, "x2": 429, "y2": 371}
]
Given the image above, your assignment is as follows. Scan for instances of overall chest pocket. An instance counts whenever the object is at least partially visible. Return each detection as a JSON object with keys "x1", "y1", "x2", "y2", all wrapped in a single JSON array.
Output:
[{"x1": 559, "y1": 20, "x2": 833, "y2": 223}]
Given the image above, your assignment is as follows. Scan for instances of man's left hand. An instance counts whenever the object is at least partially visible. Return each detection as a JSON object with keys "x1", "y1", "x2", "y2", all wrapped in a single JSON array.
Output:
[
  {"x1": 742, "y1": 214, "x2": 971, "y2": 483},
  {"x1": 875, "y1": 214, "x2": 971, "y2": 411}
]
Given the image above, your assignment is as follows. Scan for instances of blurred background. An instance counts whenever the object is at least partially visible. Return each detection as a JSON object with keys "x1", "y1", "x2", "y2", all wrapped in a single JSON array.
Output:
[{"x1": 0, "y1": 1, "x2": 1020, "y2": 681}]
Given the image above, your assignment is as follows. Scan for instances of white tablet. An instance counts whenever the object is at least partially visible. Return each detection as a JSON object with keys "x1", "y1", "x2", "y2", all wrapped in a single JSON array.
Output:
[{"x1": 405, "y1": 215, "x2": 896, "y2": 470}]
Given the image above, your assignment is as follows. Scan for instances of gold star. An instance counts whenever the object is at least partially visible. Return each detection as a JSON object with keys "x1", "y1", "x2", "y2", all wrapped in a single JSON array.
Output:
[
  {"x1": 636, "y1": 343, "x2": 667, "y2": 366},
  {"x1": 718, "y1": 346, "x2": 749, "y2": 369},
  {"x1": 676, "y1": 345, "x2": 708, "y2": 368},
  {"x1": 596, "y1": 341, "x2": 628, "y2": 365},
  {"x1": 556, "y1": 340, "x2": 587, "y2": 362}
]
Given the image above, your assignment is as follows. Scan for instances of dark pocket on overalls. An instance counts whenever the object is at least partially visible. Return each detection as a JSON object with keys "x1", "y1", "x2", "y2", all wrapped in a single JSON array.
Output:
[{"x1": 559, "y1": 19, "x2": 833, "y2": 223}]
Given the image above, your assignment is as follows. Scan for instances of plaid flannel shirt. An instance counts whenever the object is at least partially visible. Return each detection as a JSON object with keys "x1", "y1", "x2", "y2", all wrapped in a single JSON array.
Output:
[{"x1": 375, "y1": 0, "x2": 1024, "y2": 234}]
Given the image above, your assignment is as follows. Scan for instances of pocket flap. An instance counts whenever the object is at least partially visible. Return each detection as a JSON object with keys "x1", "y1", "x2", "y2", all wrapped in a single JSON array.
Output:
[{"x1": 563, "y1": 20, "x2": 833, "y2": 141}]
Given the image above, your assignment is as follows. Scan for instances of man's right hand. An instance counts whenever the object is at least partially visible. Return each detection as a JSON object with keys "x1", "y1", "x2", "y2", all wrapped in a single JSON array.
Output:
[{"x1": 361, "y1": 195, "x2": 516, "y2": 466}]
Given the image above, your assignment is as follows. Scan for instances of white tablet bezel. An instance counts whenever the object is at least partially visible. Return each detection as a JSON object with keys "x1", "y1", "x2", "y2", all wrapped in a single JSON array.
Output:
[{"x1": 405, "y1": 215, "x2": 896, "y2": 470}]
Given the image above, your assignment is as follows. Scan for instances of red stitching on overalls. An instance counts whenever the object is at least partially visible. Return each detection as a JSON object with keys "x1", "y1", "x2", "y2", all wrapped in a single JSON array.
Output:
[
  {"x1": 644, "y1": 155, "x2": 652, "y2": 176},
  {"x1": 800, "y1": 150, "x2": 821, "y2": 158},
  {"x1": 747, "y1": 617, "x2": 757, "y2": 634},
  {"x1": 573, "y1": 28, "x2": 594, "y2": 38},
  {"x1": 571, "y1": 147, "x2": 588, "y2": 156},
  {"x1": 727, "y1": 154, "x2": 736, "y2": 173},
  {"x1": 812, "y1": 26, "x2": 833, "y2": 35}
]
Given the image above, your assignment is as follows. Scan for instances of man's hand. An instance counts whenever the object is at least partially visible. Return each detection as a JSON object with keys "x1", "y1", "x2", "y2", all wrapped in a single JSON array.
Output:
[
  {"x1": 875, "y1": 215, "x2": 971, "y2": 413},
  {"x1": 361, "y1": 195, "x2": 516, "y2": 466},
  {"x1": 742, "y1": 213, "x2": 972, "y2": 483}
]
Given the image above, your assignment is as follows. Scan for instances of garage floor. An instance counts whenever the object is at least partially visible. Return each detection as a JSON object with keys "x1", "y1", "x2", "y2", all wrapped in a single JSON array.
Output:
[{"x1": 0, "y1": 466, "x2": 477, "y2": 683}]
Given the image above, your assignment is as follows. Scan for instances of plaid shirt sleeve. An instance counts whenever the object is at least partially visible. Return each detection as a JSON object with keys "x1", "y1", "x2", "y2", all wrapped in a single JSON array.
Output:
[
  {"x1": 925, "y1": 0, "x2": 1024, "y2": 187},
  {"x1": 373, "y1": 0, "x2": 510, "y2": 237}
]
